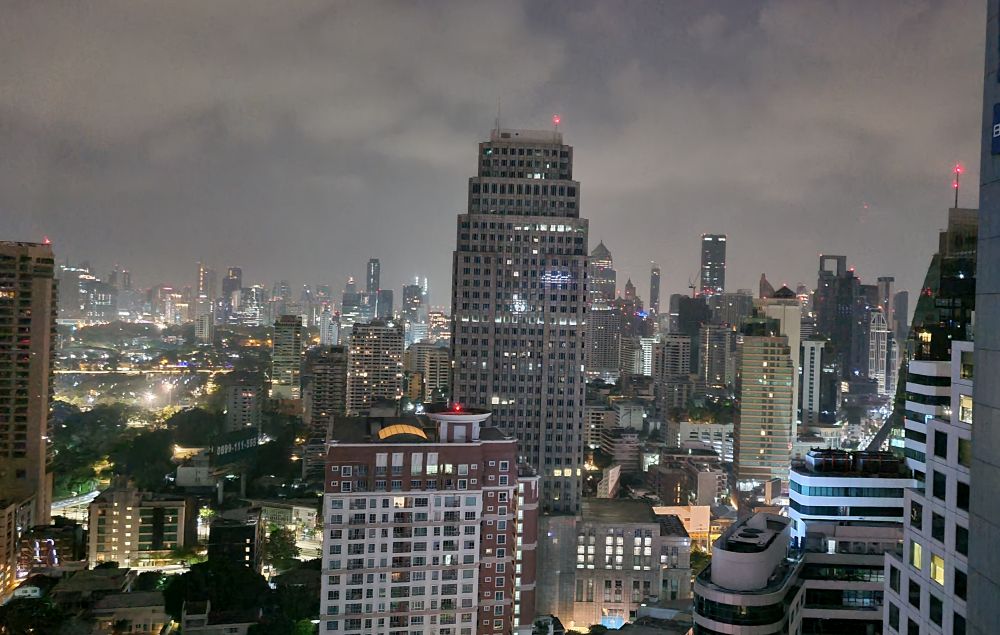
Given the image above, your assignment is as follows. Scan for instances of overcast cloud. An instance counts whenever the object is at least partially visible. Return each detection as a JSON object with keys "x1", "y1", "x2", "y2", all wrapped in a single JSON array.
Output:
[{"x1": 1, "y1": 0, "x2": 985, "y2": 306}]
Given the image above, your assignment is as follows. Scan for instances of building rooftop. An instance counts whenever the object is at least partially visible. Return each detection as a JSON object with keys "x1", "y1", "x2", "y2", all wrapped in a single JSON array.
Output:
[
  {"x1": 792, "y1": 448, "x2": 907, "y2": 478},
  {"x1": 658, "y1": 514, "x2": 690, "y2": 538},
  {"x1": 719, "y1": 513, "x2": 788, "y2": 554},
  {"x1": 93, "y1": 591, "x2": 165, "y2": 610},
  {"x1": 581, "y1": 499, "x2": 656, "y2": 525},
  {"x1": 51, "y1": 568, "x2": 132, "y2": 595},
  {"x1": 329, "y1": 410, "x2": 510, "y2": 445}
]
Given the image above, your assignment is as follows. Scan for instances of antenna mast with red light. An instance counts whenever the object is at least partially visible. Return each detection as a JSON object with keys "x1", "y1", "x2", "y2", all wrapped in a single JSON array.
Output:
[{"x1": 953, "y1": 162, "x2": 963, "y2": 208}]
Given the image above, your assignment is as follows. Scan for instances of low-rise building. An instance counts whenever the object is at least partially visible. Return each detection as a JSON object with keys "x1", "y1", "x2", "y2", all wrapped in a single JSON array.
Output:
[
  {"x1": 600, "y1": 427, "x2": 641, "y2": 473},
  {"x1": 92, "y1": 590, "x2": 171, "y2": 634},
  {"x1": 17, "y1": 520, "x2": 87, "y2": 577},
  {"x1": 537, "y1": 499, "x2": 692, "y2": 630},
  {"x1": 207, "y1": 510, "x2": 265, "y2": 573}
]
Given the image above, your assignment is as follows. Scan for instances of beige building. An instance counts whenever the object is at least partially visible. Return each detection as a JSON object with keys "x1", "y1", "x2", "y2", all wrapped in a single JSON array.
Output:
[
  {"x1": 346, "y1": 320, "x2": 404, "y2": 415},
  {"x1": 88, "y1": 482, "x2": 196, "y2": 567},
  {"x1": 271, "y1": 314, "x2": 303, "y2": 399}
]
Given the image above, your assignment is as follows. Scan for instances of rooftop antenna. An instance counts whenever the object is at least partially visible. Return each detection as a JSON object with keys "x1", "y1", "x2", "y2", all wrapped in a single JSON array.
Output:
[
  {"x1": 495, "y1": 97, "x2": 501, "y2": 136},
  {"x1": 953, "y1": 162, "x2": 962, "y2": 208},
  {"x1": 552, "y1": 113, "x2": 561, "y2": 131}
]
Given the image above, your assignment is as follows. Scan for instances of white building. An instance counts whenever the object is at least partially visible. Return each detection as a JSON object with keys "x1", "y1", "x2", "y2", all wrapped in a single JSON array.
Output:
[
  {"x1": 884, "y1": 341, "x2": 972, "y2": 635},
  {"x1": 869, "y1": 309, "x2": 889, "y2": 395},
  {"x1": 901, "y1": 359, "x2": 952, "y2": 479},
  {"x1": 676, "y1": 421, "x2": 734, "y2": 463}
]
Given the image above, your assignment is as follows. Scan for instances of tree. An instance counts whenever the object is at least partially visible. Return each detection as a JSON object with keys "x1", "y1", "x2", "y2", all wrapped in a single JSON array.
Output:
[
  {"x1": 691, "y1": 548, "x2": 711, "y2": 576},
  {"x1": 94, "y1": 561, "x2": 120, "y2": 570},
  {"x1": 133, "y1": 571, "x2": 166, "y2": 592},
  {"x1": 108, "y1": 428, "x2": 173, "y2": 491},
  {"x1": 163, "y1": 559, "x2": 269, "y2": 623},
  {"x1": 167, "y1": 408, "x2": 226, "y2": 446},
  {"x1": 263, "y1": 527, "x2": 301, "y2": 572},
  {"x1": 0, "y1": 598, "x2": 67, "y2": 634}
]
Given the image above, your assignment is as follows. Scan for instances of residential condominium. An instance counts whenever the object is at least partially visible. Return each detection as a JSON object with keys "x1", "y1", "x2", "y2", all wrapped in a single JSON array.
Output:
[
  {"x1": 271, "y1": 314, "x2": 303, "y2": 399},
  {"x1": 451, "y1": 126, "x2": 588, "y2": 513},
  {"x1": 87, "y1": 481, "x2": 196, "y2": 568},
  {"x1": 346, "y1": 320, "x2": 404, "y2": 415},
  {"x1": 321, "y1": 405, "x2": 539, "y2": 635}
]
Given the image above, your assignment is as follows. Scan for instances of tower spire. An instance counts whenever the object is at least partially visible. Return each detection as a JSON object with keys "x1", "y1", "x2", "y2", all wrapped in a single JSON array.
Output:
[{"x1": 953, "y1": 162, "x2": 962, "y2": 208}]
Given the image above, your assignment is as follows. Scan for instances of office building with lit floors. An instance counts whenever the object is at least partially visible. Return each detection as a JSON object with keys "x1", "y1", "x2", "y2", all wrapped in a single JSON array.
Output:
[
  {"x1": 884, "y1": 341, "x2": 972, "y2": 635},
  {"x1": 451, "y1": 125, "x2": 588, "y2": 513},
  {"x1": 321, "y1": 406, "x2": 539, "y2": 635}
]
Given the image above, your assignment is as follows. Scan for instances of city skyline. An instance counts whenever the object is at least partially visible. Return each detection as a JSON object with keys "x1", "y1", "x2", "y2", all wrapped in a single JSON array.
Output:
[{"x1": 1, "y1": 2, "x2": 984, "y2": 302}]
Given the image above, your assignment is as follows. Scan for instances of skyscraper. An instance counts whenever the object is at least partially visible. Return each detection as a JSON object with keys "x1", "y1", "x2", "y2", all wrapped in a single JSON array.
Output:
[
  {"x1": 868, "y1": 308, "x2": 889, "y2": 395},
  {"x1": 271, "y1": 315, "x2": 303, "y2": 399},
  {"x1": 451, "y1": 125, "x2": 587, "y2": 513},
  {"x1": 0, "y1": 242, "x2": 55, "y2": 526},
  {"x1": 649, "y1": 261, "x2": 661, "y2": 314},
  {"x1": 196, "y1": 261, "x2": 216, "y2": 302},
  {"x1": 814, "y1": 255, "x2": 863, "y2": 378},
  {"x1": 302, "y1": 345, "x2": 348, "y2": 425},
  {"x1": 735, "y1": 318, "x2": 794, "y2": 487},
  {"x1": 968, "y1": 7, "x2": 1000, "y2": 628},
  {"x1": 366, "y1": 257, "x2": 380, "y2": 296},
  {"x1": 588, "y1": 241, "x2": 616, "y2": 303},
  {"x1": 699, "y1": 234, "x2": 726, "y2": 296},
  {"x1": 318, "y1": 305, "x2": 339, "y2": 345},
  {"x1": 346, "y1": 320, "x2": 404, "y2": 415}
]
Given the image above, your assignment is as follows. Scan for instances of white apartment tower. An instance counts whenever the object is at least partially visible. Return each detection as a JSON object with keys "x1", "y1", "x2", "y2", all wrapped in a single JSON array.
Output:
[{"x1": 347, "y1": 321, "x2": 404, "y2": 415}]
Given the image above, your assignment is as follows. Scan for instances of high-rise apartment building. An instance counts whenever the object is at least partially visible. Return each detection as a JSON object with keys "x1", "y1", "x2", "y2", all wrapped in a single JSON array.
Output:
[
  {"x1": 585, "y1": 304, "x2": 622, "y2": 380},
  {"x1": 649, "y1": 262, "x2": 661, "y2": 314},
  {"x1": 707, "y1": 291, "x2": 754, "y2": 329},
  {"x1": 588, "y1": 241, "x2": 616, "y2": 303},
  {"x1": 968, "y1": 8, "x2": 1000, "y2": 624},
  {"x1": 346, "y1": 320, "x2": 404, "y2": 415},
  {"x1": 885, "y1": 341, "x2": 972, "y2": 635},
  {"x1": 320, "y1": 406, "x2": 539, "y2": 634},
  {"x1": 303, "y1": 346, "x2": 348, "y2": 425},
  {"x1": 735, "y1": 318, "x2": 795, "y2": 488},
  {"x1": 221, "y1": 373, "x2": 264, "y2": 432},
  {"x1": 451, "y1": 126, "x2": 587, "y2": 513},
  {"x1": 0, "y1": 242, "x2": 56, "y2": 529},
  {"x1": 271, "y1": 315, "x2": 303, "y2": 399},
  {"x1": 758, "y1": 287, "x2": 803, "y2": 438},
  {"x1": 404, "y1": 342, "x2": 451, "y2": 403},
  {"x1": 699, "y1": 234, "x2": 726, "y2": 296}
]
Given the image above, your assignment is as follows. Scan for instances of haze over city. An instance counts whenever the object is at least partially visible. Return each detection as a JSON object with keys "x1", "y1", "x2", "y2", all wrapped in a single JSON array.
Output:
[{"x1": 1, "y1": 0, "x2": 985, "y2": 299}]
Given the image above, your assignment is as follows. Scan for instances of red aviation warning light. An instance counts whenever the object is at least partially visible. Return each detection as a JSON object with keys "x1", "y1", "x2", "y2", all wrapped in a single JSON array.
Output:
[
  {"x1": 552, "y1": 114, "x2": 561, "y2": 127},
  {"x1": 953, "y1": 162, "x2": 963, "y2": 207}
]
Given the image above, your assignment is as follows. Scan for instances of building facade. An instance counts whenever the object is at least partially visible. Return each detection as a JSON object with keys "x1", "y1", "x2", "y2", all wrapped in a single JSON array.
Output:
[
  {"x1": 346, "y1": 321, "x2": 404, "y2": 416},
  {"x1": 271, "y1": 314, "x2": 303, "y2": 399},
  {"x1": 699, "y1": 234, "x2": 726, "y2": 296},
  {"x1": 450, "y1": 126, "x2": 588, "y2": 513},
  {"x1": 321, "y1": 406, "x2": 539, "y2": 635}
]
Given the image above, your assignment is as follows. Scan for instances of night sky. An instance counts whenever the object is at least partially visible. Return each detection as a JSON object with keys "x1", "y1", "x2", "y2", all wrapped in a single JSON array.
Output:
[{"x1": 2, "y1": 1, "x2": 984, "y2": 307}]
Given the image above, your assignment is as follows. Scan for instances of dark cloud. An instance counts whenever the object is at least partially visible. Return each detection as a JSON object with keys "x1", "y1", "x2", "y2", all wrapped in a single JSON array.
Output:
[{"x1": 1, "y1": 0, "x2": 984, "y2": 305}]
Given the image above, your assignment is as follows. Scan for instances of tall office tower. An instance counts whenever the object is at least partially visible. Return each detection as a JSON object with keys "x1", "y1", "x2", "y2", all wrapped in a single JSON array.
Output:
[
  {"x1": 270, "y1": 315, "x2": 303, "y2": 399},
  {"x1": 886, "y1": 341, "x2": 972, "y2": 635},
  {"x1": 340, "y1": 277, "x2": 364, "y2": 337},
  {"x1": 700, "y1": 323, "x2": 736, "y2": 390},
  {"x1": 676, "y1": 295, "x2": 710, "y2": 372},
  {"x1": 588, "y1": 241, "x2": 616, "y2": 303},
  {"x1": 320, "y1": 407, "x2": 540, "y2": 634},
  {"x1": 402, "y1": 282, "x2": 429, "y2": 324},
  {"x1": 735, "y1": 318, "x2": 794, "y2": 488},
  {"x1": 969, "y1": 9, "x2": 1000, "y2": 625},
  {"x1": 302, "y1": 346, "x2": 348, "y2": 426},
  {"x1": 0, "y1": 242, "x2": 55, "y2": 593},
  {"x1": 450, "y1": 125, "x2": 587, "y2": 513},
  {"x1": 699, "y1": 234, "x2": 726, "y2": 296},
  {"x1": 57, "y1": 262, "x2": 90, "y2": 320},
  {"x1": 585, "y1": 303, "x2": 622, "y2": 380},
  {"x1": 220, "y1": 266, "x2": 242, "y2": 320},
  {"x1": 758, "y1": 286, "x2": 803, "y2": 437},
  {"x1": 758, "y1": 273, "x2": 775, "y2": 300},
  {"x1": 319, "y1": 305, "x2": 339, "y2": 345},
  {"x1": 877, "y1": 276, "x2": 895, "y2": 329},
  {"x1": 649, "y1": 262, "x2": 661, "y2": 314},
  {"x1": 893, "y1": 290, "x2": 910, "y2": 344},
  {"x1": 708, "y1": 291, "x2": 754, "y2": 329},
  {"x1": 376, "y1": 288, "x2": 394, "y2": 319},
  {"x1": 868, "y1": 309, "x2": 890, "y2": 395},
  {"x1": 814, "y1": 255, "x2": 864, "y2": 378},
  {"x1": 196, "y1": 261, "x2": 216, "y2": 302},
  {"x1": 222, "y1": 266, "x2": 242, "y2": 298},
  {"x1": 346, "y1": 320, "x2": 404, "y2": 415},
  {"x1": 366, "y1": 258, "x2": 380, "y2": 296}
]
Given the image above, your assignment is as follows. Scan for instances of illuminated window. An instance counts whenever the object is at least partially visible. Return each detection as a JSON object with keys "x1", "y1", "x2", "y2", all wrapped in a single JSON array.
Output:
[
  {"x1": 910, "y1": 540, "x2": 923, "y2": 571},
  {"x1": 959, "y1": 395, "x2": 973, "y2": 424},
  {"x1": 930, "y1": 554, "x2": 945, "y2": 586}
]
